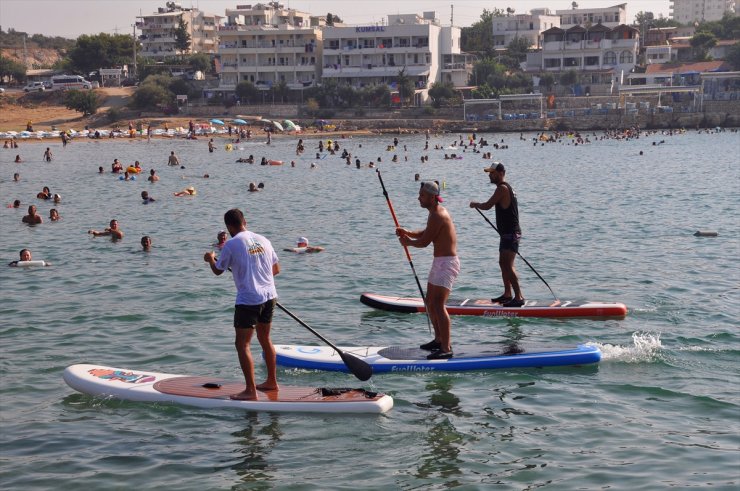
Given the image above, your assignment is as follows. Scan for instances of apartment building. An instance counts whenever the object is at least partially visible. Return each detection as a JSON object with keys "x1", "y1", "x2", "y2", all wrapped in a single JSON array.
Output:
[
  {"x1": 527, "y1": 23, "x2": 639, "y2": 79},
  {"x1": 669, "y1": 0, "x2": 736, "y2": 23},
  {"x1": 137, "y1": 3, "x2": 221, "y2": 60},
  {"x1": 216, "y1": 2, "x2": 322, "y2": 92},
  {"x1": 492, "y1": 8, "x2": 560, "y2": 49},
  {"x1": 321, "y1": 12, "x2": 468, "y2": 103},
  {"x1": 557, "y1": 3, "x2": 627, "y2": 29}
]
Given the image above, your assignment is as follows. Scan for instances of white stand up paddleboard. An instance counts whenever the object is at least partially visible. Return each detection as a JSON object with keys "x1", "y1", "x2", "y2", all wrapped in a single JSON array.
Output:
[{"x1": 63, "y1": 364, "x2": 393, "y2": 414}]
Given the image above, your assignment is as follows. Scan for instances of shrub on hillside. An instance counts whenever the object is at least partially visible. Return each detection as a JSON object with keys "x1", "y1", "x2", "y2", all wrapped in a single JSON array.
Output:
[{"x1": 63, "y1": 89, "x2": 101, "y2": 116}]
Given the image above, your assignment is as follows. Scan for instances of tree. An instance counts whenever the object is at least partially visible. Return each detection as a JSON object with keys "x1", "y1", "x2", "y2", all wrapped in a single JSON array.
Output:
[
  {"x1": 507, "y1": 37, "x2": 532, "y2": 64},
  {"x1": 726, "y1": 41, "x2": 740, "y2": 70},
  {"x1": 461, "y1": 8, "x2": 505, "y2": 56},
  {"x1": 559, "y1": 69, "x2": 578, "y2": 87},
  {"x1": 428, "y1": 81, "x2": 456, "y2": 108},
  {"x1": 695, "y1": 12, "x2": 740, "y2": 40},
  {"x1": 326, "y1": 13, "x2": 342, "y2": 26},
  {"x1": 174, "y1": 16, "x2": 192, "y2": 58},
  {"x1": 395, "y1": 68, "x2": 415, "y2": 107},
  {"x1": 132, "y1": 74, "x2": 175, "y2": 108},
  {"x1": 690, "y1": 32, "x2": 718, "y2": 60},
  {"x1": 235, "y1": 81, "x2": 259, "y2": 103},
  {"x1": 539, "y1": 73, "x2": 555, "y2": 91},
  {"x1": 63, "y1": 89, "x2": 101, "y2": 116},
  {"x1": 66, "y1": 33, "x2": 134, "y2": 75},
  {"x1": 187, "y1": 53, "x2": 212, "y2": 74},
  {"x1": 271, "y1": 80, "x2": 290, "y2": 103},
  {"x1": 0, "y1": 55, "x2": 27, "y2": 83}
]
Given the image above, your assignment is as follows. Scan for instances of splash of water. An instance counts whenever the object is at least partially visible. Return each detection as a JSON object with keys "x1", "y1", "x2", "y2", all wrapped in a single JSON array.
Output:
[{"x1": 587, "y1": 332, "x2": 662, "y2": 363}]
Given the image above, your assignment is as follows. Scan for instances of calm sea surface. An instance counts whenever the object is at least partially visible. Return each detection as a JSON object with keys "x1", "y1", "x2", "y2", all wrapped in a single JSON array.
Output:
[{"x1": 1, "y1": 128, "x2": 738, "y2": 490}]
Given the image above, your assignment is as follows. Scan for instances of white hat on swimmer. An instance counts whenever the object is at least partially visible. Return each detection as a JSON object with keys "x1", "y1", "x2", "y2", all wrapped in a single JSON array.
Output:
[{"x1": 296, "y1": 237, "x2": 308, "y2": 246}]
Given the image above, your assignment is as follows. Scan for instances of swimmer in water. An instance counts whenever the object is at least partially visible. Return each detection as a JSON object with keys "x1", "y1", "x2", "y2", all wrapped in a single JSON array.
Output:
[
  {"x1": 174, "y1": 186, "x2": 196, "y2": 197},
  {"x1": 22, "y1": 205, "x2": 43, "y2": 224},
  {"x1": 89, "y1": 219, "x2": 124, "y2": 240},
  {"x1": 216, "y1": 230, "x2": 228, "y2": 248},
  {"x1": 141, "y1": 191, "x2": 156, "y2": 203},
  {"x1": 49, "y1": 208, "x2": 60, "y2": 221},
  {"x1": 148, "y1": 169, "x2": 159, "y2": 182},
  {"x1": 141, "y1": 236, "x2": 152, "y2": 251},
  {"x1": 8, "y1": 248, "x2": 35, "y2": 266},
  {"x1": 283, "y1": 237, "x2": 324, "y2": 253}
]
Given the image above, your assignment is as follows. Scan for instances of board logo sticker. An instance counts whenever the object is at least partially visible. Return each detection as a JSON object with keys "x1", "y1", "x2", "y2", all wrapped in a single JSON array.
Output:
[{"x1": 88, "y1": 368, "x2": 156, "y2": 384}]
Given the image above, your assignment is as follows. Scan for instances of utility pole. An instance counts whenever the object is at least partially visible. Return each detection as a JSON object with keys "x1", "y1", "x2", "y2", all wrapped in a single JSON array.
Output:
[
  {"x1": 22, "y1": 34, "x2": 28, "y2": 70},
  {"x1": 132, "y1": 23, "x2": 137, "y2": 79}
]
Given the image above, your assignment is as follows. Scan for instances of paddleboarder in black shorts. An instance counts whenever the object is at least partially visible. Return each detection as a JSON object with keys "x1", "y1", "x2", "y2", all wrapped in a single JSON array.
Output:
[
  {"x1": 204, "y1": 208, "x2": 280, "y2": 401},
  {"x1": 470, "y1": 162, "x2": 525, "y2": 307}
]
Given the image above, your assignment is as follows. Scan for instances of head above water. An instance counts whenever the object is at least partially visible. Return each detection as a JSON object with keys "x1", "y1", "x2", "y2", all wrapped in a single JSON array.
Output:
[{"x1": 20, "y1": 249, "x2": 31, "y2": 261}]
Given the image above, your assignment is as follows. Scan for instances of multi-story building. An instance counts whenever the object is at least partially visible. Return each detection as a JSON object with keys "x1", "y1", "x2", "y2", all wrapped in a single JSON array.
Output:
[
  {"x1": 492, "y1": 8, "x2": 560, "y2": 49},
  {"x1": 137, "y1": 3, "x2": 221, "y2": 60},
  {"x1": 321, "y1": 12, "x2": 469, "y2": 104},
  {"x1": 669, "y1": 0, "x2": 736, "y2": 23},
  {"x1": 216, "y1": 3, "x2": 322, "y2": 93},
  {"x1": 527, "y1": 23, "x2": 639, "y2": 80},
  {"x1": 557, "y1": 3, "x2": 627, "y2": 29}
]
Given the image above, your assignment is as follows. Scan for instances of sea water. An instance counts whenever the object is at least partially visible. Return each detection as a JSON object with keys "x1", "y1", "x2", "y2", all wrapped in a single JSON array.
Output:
[{"x1": 0, "y1": 129, "x2": 738, "y2": 490}]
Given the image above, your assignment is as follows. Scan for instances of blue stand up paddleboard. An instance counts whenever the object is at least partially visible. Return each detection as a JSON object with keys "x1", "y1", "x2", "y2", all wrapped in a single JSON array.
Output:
[
  {"x1": 63, "y1": 364, "x2": 393, "y2": 414},
  {"x1": 275, "y1": 343, "x2": 601, "y2": 373}
]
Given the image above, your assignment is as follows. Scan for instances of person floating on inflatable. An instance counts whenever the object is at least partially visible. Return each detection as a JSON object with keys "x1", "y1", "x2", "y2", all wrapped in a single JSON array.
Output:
[
  {"x1": 8, "y1": 248, "x2": 50, "y2": 267},
  {"x1": 283, "y1": 237, "x2": 324, "y2": 254}
]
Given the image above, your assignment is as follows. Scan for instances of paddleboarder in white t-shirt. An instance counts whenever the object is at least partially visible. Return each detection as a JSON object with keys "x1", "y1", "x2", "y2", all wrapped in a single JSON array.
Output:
[{"x1": 204, "y1": 208, "x2": 280, "y2": 401}]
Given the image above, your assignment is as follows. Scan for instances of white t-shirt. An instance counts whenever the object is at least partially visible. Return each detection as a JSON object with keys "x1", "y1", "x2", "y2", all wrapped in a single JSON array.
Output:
[{"x1": 215, "y1": 230, "x2": 278, "y2": 305}]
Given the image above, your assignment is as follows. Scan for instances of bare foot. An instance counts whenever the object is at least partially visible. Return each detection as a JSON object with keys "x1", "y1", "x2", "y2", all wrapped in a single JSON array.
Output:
[
  {"x1": 256, "y1": 382, "x2": 279, "y2": 391},
  {"x1": 230, "y1": 390, "x2": 258, "y2": 401}
]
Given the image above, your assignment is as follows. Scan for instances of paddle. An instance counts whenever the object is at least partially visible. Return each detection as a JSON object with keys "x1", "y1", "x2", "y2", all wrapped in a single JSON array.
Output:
[
  {"x1": 376, "y1": 170, "x2": 433, "y2": 334},
  {"x1": 474, "y1": 208, "x2": 559, "y2": 302},
  {"x1": 275, "y1": 302, "x2": 373, "y2": 381}
]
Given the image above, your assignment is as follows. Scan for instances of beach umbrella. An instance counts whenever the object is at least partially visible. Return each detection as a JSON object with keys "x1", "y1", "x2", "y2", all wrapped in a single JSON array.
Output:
[
  {"x1": 272, "y1": 121, "x2": 284, "y2": 132},
  {"x1": 210, "y1": 118, "x2": 225, "y2": 125},
  {"x1": 232, "y1": 119, "x2": 248, "y2": 125},
  {"x1": 283, "y1": 119, "x2": 297, "y2": 130}
]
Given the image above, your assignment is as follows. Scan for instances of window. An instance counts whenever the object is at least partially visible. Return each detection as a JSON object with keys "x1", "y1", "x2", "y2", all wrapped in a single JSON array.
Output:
[
  {"x1": 564, "y1": 57, "x2": 580, "y2": 67},
  {"x1": 544, "y1": 58, "x2": 561, "y2": 68},
  {"x1": 585, "y1": 56, "x2": 599, "y2": 66},
  {"x1": 604, "y1": 51, "x2": 617, "y2": 65},
  {"x1": 619, "y1": 50, "x2": 633, "y2": 64}
]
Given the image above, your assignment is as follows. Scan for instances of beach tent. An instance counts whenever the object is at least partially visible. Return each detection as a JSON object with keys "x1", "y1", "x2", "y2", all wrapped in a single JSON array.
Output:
[{"x1": 232, "y1": 119, "x2": 248, "y2": 125}]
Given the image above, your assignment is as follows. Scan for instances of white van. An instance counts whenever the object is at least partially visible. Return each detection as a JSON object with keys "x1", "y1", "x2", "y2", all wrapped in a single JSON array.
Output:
[{"x1": 51, "y1": 75, "x2": 92, "y2": 91}]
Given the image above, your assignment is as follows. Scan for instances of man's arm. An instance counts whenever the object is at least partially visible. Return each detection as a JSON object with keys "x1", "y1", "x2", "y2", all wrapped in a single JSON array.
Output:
[
  {"x1": 399, "y1": 214, "x2": 441, "y2": 249},
  {"x1": 470, "y1": 185, "x2": 503, "y2": 211},
  {"x1": 204, "y1": 251, "x2": 224, "y2": 276}
]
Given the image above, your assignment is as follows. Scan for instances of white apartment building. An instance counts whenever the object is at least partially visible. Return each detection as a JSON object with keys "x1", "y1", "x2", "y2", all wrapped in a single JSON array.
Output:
[
  {"x1": 669, "y1": 0, "x2": 736, "y2": 23},
  {"x1": 492, "y1": 8, "x2": 560, "y2": 49},
  {"x1": 217, "y1": 3, "x2": 322, "y2": 92},
  {"x1": 321, "y1": 12, "x2": 468, "y2": 104},
  {"x1": 137, "y1": 3, "x2": 221, "y2": 60},
  {"x1": 528, "y1": 24, "x2": 639, "y2": 79},
  {"x1": 557, "y1": 3, "x2": 627, "y2": 29}
]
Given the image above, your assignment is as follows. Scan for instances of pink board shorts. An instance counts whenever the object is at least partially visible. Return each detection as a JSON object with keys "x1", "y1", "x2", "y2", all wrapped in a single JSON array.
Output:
[{"x1": 428, "y1": 256, "x2": 461, "y2": 291}]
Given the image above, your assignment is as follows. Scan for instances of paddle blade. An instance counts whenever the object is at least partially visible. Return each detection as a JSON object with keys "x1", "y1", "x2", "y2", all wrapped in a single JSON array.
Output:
[{"x1": 338, "y1": 351, "x2": 373, "y2": 381}]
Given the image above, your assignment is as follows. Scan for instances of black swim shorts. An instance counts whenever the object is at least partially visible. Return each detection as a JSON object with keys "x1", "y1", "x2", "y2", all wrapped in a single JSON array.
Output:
[
  {"x1": 499, "y1": 233, "x2": 521, "y2": 253},
  {"x1": 234, "y1": 299, "x2": 276, "y2": 329}
]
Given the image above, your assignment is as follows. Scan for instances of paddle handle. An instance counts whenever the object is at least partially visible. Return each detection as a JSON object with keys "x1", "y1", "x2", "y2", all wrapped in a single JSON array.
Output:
[{"x1": 377, "y1": 170, "x2": 413, "y2": 263}]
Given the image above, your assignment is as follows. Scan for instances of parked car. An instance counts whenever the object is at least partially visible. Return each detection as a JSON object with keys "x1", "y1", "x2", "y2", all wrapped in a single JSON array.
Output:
[{"x1": 23, "y1": 81, "x2": 46, "y2": 92}]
